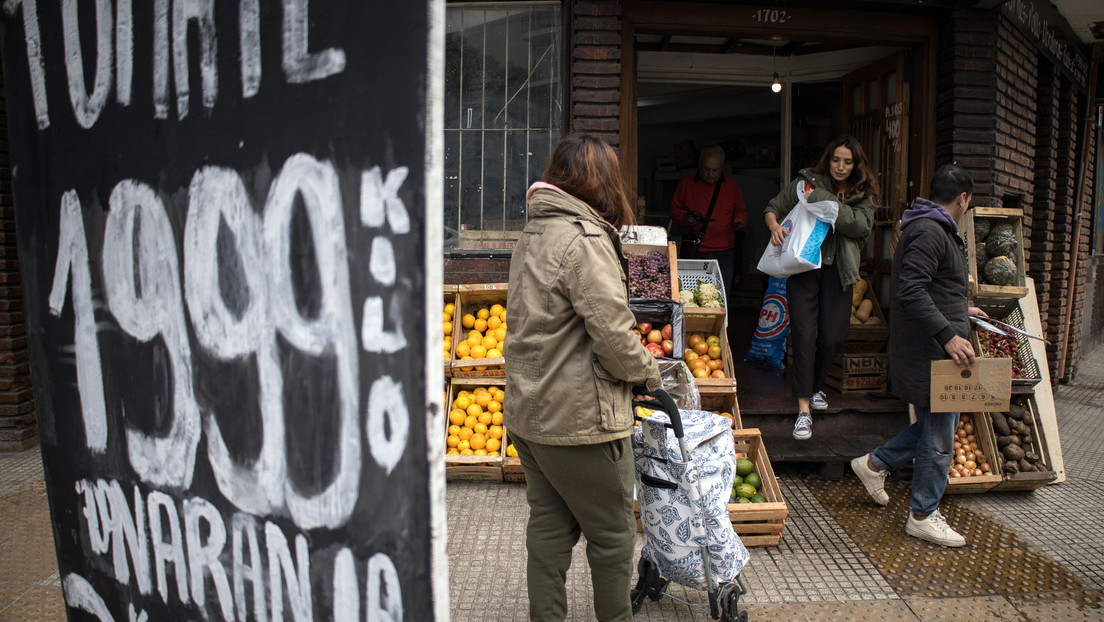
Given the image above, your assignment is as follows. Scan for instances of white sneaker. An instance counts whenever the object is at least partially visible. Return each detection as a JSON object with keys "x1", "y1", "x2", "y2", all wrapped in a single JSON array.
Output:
[
  {"x1": 906, "y1": 510, "x2": 966, "y2": 547},
  {"x1": 850, "y1": 454, "x2": 889, "y2": 506},
  {"x1": 810, "y1": 391, "x2": 829, "y2": 411},
  {"x1": 792, "y1": 412, "x2": 812, "y2": 440}
]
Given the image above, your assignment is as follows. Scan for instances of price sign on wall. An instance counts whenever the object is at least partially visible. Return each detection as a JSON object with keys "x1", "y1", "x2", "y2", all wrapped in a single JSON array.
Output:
[{"x1": 0, "y1": 1, "x2": 444, "y2": 619}]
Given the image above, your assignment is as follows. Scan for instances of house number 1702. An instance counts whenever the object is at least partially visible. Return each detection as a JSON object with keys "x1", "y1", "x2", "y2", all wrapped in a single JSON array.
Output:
[{"x1": 752, "y1": 9, "x2": 790, "y2": 24}]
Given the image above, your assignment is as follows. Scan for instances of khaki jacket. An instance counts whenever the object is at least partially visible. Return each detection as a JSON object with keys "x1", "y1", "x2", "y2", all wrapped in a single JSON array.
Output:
[
  {"x1": 504, "y1": 188, "x2": 662, "y2": 445},
  {"x1": 764, "y1": 168, "x2": 875, "y2": 291}
]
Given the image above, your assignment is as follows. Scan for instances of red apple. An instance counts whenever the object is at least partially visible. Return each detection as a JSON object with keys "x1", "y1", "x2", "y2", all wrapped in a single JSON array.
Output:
[
  {"x1": 647, "y1": 329, "x2": 663, "y2": 344},
  {"x1": 645, "y1": 343, "x2": 664, "y2": 358},
  {"x1": 662, "y1": 324, "x2": 673, "y2": 340},
  {"x1": 661, "y1": 340, "x2": 674, "y2": 356},
  {"x1": 637, "y1": 322, "x2": 652, "y2": 334}
]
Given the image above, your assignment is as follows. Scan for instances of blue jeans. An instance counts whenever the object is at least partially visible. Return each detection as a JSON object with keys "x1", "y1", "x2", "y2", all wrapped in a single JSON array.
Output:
[{"x1": 869, "y1": 404, "x2": 960, "y2": 516}]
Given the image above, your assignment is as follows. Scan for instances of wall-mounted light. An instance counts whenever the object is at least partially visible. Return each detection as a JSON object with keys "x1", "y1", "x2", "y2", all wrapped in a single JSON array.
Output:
[{"x1": 770, "y1": 46, "x2": 782, "y2": 94}]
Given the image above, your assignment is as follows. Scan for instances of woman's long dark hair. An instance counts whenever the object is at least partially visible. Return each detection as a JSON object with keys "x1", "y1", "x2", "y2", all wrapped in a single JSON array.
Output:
[
  {"x1": 811, "y1": 135, "x2": 882, "y2": 206},
  {"x1": 542, "y1": 133, "x2": 636, "y2": 230}
]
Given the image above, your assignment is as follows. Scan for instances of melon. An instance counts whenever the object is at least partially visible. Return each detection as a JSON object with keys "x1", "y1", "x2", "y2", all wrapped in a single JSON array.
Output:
[
  {"x1": 986, "y1": 229, "x2": 1017, "y2": 257},
  {"x1": 984, "y1": 256, "x2": 1017, "y2": 286},
  {"x1": 973, "y1": 217, "x2": 991, "y2": 241}
]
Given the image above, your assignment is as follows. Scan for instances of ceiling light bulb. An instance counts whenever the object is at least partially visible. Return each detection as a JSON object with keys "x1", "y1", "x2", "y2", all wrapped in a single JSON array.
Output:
[{"x1": 771, "y1": 73, "x2": 782, "y2": 93}]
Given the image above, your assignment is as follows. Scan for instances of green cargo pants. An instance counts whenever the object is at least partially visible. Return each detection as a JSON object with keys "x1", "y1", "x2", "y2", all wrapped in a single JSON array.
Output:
[{"x1": 511, "y1": 432, "x2": 636, "y2": 622}]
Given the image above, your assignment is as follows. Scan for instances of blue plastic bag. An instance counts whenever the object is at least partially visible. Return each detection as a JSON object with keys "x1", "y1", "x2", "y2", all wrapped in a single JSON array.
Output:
[{"x1": 745, "y1": 276, "x2": 790, "y2": 368}]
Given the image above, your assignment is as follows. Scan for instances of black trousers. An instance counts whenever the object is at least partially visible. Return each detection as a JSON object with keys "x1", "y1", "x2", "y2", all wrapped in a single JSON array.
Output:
[{"x1": 786, "y1": 263, "x2": 853, "y2": 399}]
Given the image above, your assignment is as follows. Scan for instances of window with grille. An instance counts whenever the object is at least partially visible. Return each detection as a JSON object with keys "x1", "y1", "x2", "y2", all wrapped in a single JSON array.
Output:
[{"x1": 444, "y1": 3, "x2": 564, "y2": 250}]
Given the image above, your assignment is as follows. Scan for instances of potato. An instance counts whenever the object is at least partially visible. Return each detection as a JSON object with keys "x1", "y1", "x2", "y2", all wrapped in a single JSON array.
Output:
[
  {"x1": 864, "y1": 316, "x2": 882, "y2": 325},
  {"x1": 855, "y1": 299, "x2": 873, "y2": 322},
  {"x1": 1003, "y1": 444, "x2": 1026, "y2": 461},
  {"x1": 996, "y1": 435, "x2": 1019, "y2": 448},
  {"x1": 990, "y1": 411, "x2": 1011, "y2": 436},
  {"x1": 850, "y1": 314, "x2": 862, "y2": 325},
  {"x1": 851, "y1": 279, "x2": 868, "y2": 307}
]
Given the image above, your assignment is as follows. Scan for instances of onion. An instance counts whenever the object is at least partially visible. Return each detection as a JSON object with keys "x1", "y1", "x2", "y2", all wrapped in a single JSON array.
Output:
[
  {"x1": 964, "y1": 422, "x2": 974, "y2": 434},
  {"x1": 964, "y1": 460, "x2": 977, "y2": 470},
  {"x1": 955, "y1": 454, "x2": 967, "y2": 465},
  {"x1": 979, "y1": 462, "x2": 991, "y2": 472},
  {"x1": 973, "y1": 469, "x2": 983, "y2": 477}
]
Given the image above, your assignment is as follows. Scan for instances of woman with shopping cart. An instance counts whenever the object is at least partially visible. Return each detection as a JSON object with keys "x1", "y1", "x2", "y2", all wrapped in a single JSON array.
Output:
[{"x1": 504, "y1": 133, "x2": 663, "y2": 621}]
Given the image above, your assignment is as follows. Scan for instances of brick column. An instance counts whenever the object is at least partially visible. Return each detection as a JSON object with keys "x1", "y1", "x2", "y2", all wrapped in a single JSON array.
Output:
[
  {"x1": 0, "y1": 62, "x2": 37, "y2": 451},
  {"x1": 570, "y1": 0, "x2": 622, "y2": 149},
  {"x1": 1030, "y1": 63, "x2": 1059, "y2": 336}
]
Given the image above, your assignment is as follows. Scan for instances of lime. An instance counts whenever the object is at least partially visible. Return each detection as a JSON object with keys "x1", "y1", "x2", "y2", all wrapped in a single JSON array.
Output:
[
  {"x1": 735, "y1": 483, "x2": 756, "y2": 499},
  {"x1": 750, "y1": 494, "x2": 767, "y2": 503},
  {"x1": 735, "y1": 496, "x2": 752, "y2": 504},
  {"x1": 743, "y1": 472, "x2": 762, "y2": 490},
  {"x1": 736, "y1": 458, "x2": 754, "y2": 477}
]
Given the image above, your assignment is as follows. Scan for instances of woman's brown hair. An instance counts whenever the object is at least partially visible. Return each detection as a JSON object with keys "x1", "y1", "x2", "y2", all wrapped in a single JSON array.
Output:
[
  {"x1": 543, "y1": 134, "x2": 636, "y2": 229},
  {"x1": 811, "y1": 135, "x2": 882, "y2": 206}
]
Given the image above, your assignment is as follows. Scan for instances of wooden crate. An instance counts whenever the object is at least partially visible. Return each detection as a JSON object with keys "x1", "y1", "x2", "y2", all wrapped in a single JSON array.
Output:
[
  {"x1": 825, "y1": 353, "x2": 889, "y2": 394},
  {"x1": 700, "y1": 387, "x2": 741, "y2": 430},
  {"x1": 727, "y1": 428, "x2": 787, "y2": 546},
  {"x1": 840, "y1": 277, "x2": 889, "y2": 354},
  {"x1": 944, "y1": 412, "x2": 1003, "y2": 494},
  {"x1": 684, "y1": 313, "x2": 737, "y2": 390},
  {"x1": 624, "y1": 242, "x2": 679, "y2": 301},
  {"x1": 451, "y1": 283, "x2": 508, "y2": 379},
  {"x1": 501, "y1": 429, "x2": 525, "y2": 484},
  {"x1": 992, "y1": 395, "x2": 1057, "y2": 492},
  {"x1": 457, "y1": 225, "x2": 523, "y2": 250},
  {"x1": 445, "y1": 379, "x2": 505, "y2": 482},
  {"x1": 963, "y1": 207, "x2": 1029, "y2": 303}
]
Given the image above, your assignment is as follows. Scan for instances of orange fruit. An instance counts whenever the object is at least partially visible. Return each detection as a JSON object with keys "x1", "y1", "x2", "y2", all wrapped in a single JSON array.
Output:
[
  {"x1": 474, "y1": 392, "x2": 492, "y2": 408},
  {"x1": 474, "y1": 319, "x2": 488, "y2": 333},
  {"x1": 490, "y1": 304, "x2": 505, "y2": 318},
  {"x1": 473, "y1": 449, "x2": 488, "y2": 457},
  {"x1": 481, "y1": 335, "x2": 497, "y2": 350},
  {"x1": 491, "y1": 387, "x2": 505, "y2": 401},
  {"x1": 460, "y1": 448, "x2": 474, "y2": 456},
  {"x1": 474, "y1": 422, "x2": 488, "y2": 436},
  {"x1": 469, "y1": 434, "x2": 486, "y2": 450},
  {"x1": 457, "y1": 439, "x2": 470, "y2": 452},
  {"x1": 458, "y1": 427, "x2": 473, "y2": 441},
  {"x1": 494, "y1": 327, "x2": 507, "y2": 342},
  {"x1": 446, "y1": 448, "x2": 459, "y2": 455},
  {"x1": 461, "y1": 314, "x2": 476, "y2": 329},
  {"x1": 491, "y1": 411, "x2": 503, "y2": 426},
  {"x1": 455, "y1": 342, "x2": 471, "y2": 358},
  {"x1": 488, "y1": 425, "x2": 503, "y2": 440},
  {"x1": 488, "y1": 451, "x2": 500, "y2": 457},
  {"x1": 463, "y1": 415, "x2": 478, "y2": 429},
  {"x1": 443, "y1": 321, "x2": 453, "y2": 336},
  {"x1": 470, "y1": 345, "x2": 487, "y2": 359},
  {"x1": 486, "y1": 438, "x2": 501, "y2": 452},
  {"x1": 477, "y1": 412, "x2": 492, "y2": 427},
  {"x1": 466, "y1": 403, "x2": 483, "y2": 418},
  {"x1": 477, "y1": 308, "x2": 490, "y2": 320},
  {"x1": 454, "y1": 395, "x2": 471, "y2": 411},
  {"x1": 506, "y1": 444, "x2": 518, "y2": 457},
  {"x1": 444, "y1": 302, "x2": 455, "y2": 315},
  {"x1": 487, "y1": 316, "x2": 502, "y2": 331},
  {"x1": 488, "y1": 401, "x2": 502, "y2": 415},
  {"x1": 446, "y1": 435, "x2": 459, "y2": 448},
  {"x1": 449, "y1": 410, "x2": 466, "y2": 426},
  {"x1": 449, "y1": 424, "x2": 462, "y2": 437},
  {"x1": 487, "y1": 348, "x2": 502, "y2": 358}
]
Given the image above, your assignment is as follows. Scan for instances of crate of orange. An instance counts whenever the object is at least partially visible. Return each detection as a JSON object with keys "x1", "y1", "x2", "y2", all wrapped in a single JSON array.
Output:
[
  {"x1": 445, "y1": 379, "x2": 506, "y2": 482},
  {"x1": 683, "y1": 313, "x2": 737, "y2": 391},
  {"x1": 701, "y1": 388, "x2": 741, "y2": 429},
  {"x1": 452, "y1": 284, "x2": 508, "y2": 379},
  {"x1": 501, "y1": 430, "x2": 525, "y2": 483}
]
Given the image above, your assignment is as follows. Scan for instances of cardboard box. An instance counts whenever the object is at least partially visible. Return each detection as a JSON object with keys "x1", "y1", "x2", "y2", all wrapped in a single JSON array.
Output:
[{"x1": 929, "y1": 358, "x2": 1012, "y2": 412}]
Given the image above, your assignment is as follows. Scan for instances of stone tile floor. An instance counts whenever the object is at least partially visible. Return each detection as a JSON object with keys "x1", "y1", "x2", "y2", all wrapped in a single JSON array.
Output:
[{"x1": 3, "y1": 344, "x2": 1104, "y2": 620}]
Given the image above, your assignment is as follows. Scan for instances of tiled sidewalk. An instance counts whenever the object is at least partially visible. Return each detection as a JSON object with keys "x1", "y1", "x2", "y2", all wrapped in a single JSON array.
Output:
[{"x1": 3, "y1": 343, "x2": 1103, "y2": 620}]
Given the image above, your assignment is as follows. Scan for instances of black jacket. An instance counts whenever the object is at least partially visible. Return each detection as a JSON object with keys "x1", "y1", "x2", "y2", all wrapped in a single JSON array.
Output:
[{"x1": 889, "y1": 198, "x2": 970, "y2": 406}]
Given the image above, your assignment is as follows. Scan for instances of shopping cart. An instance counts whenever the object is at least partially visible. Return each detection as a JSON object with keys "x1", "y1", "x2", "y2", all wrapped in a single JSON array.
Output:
[{"x1": 631, "y1": 388, "x2": 749, "y2": 621}]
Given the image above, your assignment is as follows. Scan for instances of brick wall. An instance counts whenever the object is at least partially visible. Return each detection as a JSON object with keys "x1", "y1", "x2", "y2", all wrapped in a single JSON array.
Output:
[
  {"x1": 1047, "y1": 78, "x2": 1080, "y2": 382},
  {"x1": 570, "y1": 0, "x2": 622, "y2": 150},
  {"x1": 0, "y1": 61, "x2": 38, "y2": 451},
  {"x1": 1030, "y1": 63, "x2": 1059, "y2": 335},
  {"x1": 1065, "y1": 101, "x2": 1097, "y2": 381}
]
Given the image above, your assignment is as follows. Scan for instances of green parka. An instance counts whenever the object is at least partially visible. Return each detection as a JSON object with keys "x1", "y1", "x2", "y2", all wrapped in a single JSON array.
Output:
[
  {"x1": 504, "y1": 187, "x2": 662, "y2": 445},
  {"x1": 763, "y1": 168, "x2": 875, "y2": 290}
]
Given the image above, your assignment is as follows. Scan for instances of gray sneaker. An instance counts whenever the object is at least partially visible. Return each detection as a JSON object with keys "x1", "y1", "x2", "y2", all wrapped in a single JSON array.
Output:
[
  {"x1": 906, "y1": 510, "x2": 966, "y2": 547},
  {"x1": 810, "y1": 390, "x2": 828, "y2": 411},
  {"x1": 792, "y1": 412, "x2": 812, "y2": 440},
  {"x1": 850, "y1": 453, "x2": 889, "y2": 506}
]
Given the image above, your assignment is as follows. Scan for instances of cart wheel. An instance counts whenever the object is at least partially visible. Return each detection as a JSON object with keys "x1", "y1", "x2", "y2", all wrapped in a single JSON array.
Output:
[
  {"x1": 630, "y1": 558, "x2": 669, "y2": 614},
  {"x1": 718, "y1": 576, "x2": 749, "y2": 622}
]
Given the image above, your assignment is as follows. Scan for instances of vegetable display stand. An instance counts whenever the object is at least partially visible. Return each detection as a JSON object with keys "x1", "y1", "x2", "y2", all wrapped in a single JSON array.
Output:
[
  {"x1": 971, "y1": 306, "x2": 1042, "y2": 389},
  {"x1": 839, "y1": 277, "x2": 889, "y2": 354},
  {"x1": 991, "y1": 395, "x2": 1057, "y2": 492},
  {"x1": 728, "y1": 428, "x2": 787, "y2": 547},
  {"x1": 451, "y1": 283, "x2": 508, "y2": 379},
  {"x1": 676, "y1": 258, "x2": 728, "y2": 325},
  {"x1": 825, "y1": 353, "x2": 889, "y2": 394},
  {"x1": 624, "y1": 242, "x2": 679, "y2": 301},
  {"x1": 944, "y1": 413, "x2": 1003, "y2": 494},
  {"x1": 962, "y1": 207, "x2": 1029, "y2": 315}
]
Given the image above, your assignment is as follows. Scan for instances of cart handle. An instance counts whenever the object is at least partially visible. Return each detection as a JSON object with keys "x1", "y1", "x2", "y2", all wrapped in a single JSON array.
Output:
[{"x1": 639, "y1": 387, "x2": 683, "y2": 439}]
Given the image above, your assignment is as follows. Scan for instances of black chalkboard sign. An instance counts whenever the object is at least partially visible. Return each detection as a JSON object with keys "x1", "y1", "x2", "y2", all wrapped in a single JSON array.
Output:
[{"x1": 1, "y1": 1, "x2": 438, "y2": 619}]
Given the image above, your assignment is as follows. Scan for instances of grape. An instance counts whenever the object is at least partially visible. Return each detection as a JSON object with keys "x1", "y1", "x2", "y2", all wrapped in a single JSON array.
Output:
[{"x1": 626, "y1": 250, "x2": 671, "y2": 298}]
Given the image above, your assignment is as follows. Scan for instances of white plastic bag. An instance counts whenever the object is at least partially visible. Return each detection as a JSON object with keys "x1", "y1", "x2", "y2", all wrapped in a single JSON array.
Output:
[{"x1": 756, "y1": 180, "x2": 839, "y2": 278}]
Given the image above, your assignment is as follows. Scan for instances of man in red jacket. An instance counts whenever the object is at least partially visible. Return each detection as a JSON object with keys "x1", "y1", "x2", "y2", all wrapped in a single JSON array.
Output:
[{"x1": 670, "y1": 145, "x2": 748, "y2": 293}]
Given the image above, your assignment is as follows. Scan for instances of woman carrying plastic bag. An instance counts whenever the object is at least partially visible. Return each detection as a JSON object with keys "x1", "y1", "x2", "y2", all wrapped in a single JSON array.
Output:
[{"x1": 760, "y1": 136, "x2": 879, "y2": 441}]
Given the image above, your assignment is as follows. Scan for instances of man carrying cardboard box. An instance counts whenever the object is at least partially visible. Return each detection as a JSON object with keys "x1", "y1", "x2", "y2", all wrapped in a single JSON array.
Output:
[{"x1": 849, "y1": 165, "x2": 987, "y2": 547}]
